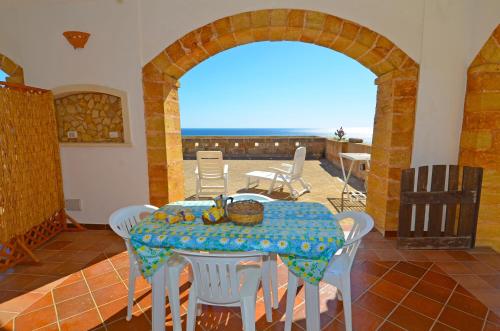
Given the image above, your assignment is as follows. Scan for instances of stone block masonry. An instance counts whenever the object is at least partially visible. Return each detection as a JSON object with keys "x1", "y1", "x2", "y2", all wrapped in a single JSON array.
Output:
[{"x1": 54, "y1": 92, "x2": 124, "y2": 143}]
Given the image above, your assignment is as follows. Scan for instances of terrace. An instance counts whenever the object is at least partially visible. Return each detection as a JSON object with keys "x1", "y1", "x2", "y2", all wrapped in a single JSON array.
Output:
[{"x1": 0, "y1": 1, "x2": 499, "y2": 331}]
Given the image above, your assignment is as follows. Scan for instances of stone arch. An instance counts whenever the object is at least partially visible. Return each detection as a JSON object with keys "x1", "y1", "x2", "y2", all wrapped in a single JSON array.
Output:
[
  {"x1": 459, "y1": 24, "x2": 500, "y2": 250},
  {"x1": 142, "y1": 9, "x2": 420, "y2": 234},
  {"x1": 0, "y1": 53, "x2": 24, "y2": 84}
]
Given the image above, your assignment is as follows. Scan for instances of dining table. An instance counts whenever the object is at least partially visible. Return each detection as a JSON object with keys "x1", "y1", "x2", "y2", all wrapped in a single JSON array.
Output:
[{"x1": 130, "y1": 200, "x2": 345, "y2": 331}]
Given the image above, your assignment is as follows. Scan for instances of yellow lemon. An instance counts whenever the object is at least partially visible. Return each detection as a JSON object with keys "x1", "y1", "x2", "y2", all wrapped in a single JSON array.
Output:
[{"x1": 154, "y1": 211, "x2": 168, "y2": 220}]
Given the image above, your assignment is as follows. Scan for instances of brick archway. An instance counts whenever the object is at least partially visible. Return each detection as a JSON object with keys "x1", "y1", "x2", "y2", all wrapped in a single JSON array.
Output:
[
  {"x1": 459, "y1": 24, "x2": 500, "y2": 250},
  {"x1": 0, "y1": 53, "x2": 24, "y2": 84},
  {"x1": 142, "y1": 9, "x2": 419, "y2": 234}
]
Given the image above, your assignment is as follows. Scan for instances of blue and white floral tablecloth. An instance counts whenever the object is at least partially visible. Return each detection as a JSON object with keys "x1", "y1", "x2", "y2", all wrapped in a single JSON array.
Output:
[{"x1": 130, "y1": 201, "x2": 345, "y2": 284}]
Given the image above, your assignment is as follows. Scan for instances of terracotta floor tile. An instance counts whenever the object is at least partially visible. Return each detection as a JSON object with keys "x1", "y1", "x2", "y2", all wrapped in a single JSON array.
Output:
[
  {"x1": 479, "y1": 275, "x2": 500, "y2": 289},
  {"x1": 447, "y1": 291, "x2": 488, "y2": 318},
  {"x1": 92, "y1": 282, "x2": 128, "y2": 306},
  {"x1": 487, "y1": 311, "x2": 500, "y2": 325},
  {"x1": 0, "y1": 274, "x2": 41, "y2": 291},
  {"x1": 106, "y1": 315, "x2": 151, "y2": 330},
  {"x1": 86, "y1": 270, "x2": 121, "y2": 292},
  {"x1": 388, "y1": 305, "x2": 434, "y2": 331},
  {"x1": 431, "y1": 322, "x2": 457, "y2": 331},
  {"x1": 393, "y1": 261, "x2": 427, "y2": 278},
  {"x1": 14, "y1": 305, "x2": 57, "y2": 330},
  {"x1": 52, "y1": 280, "x2": 89, "y2": 303},
  {"x1": 337, "y1": 304, "x2": 383, "y2": 331},
  {"x1": 22, "y1": 292, "x2": 54, "y2": 314},
  {"x1": 0, "y1": 291, "x2": 45, "y2": 313},
  {"x1": 434, "y1": 261, "x2": 471, "y2": 275},
  {"x1": 484, "y1": 321, "x2": 500, "y2": 331},
  {"x1": 355, "y1": 291, "x2": 396, "y2": 318},
  {"x1": 352, "y1": 261, "x2": 388, "y2": 278},
  {"x1": 454, "y1": 284, "x2": 475, "y2": 298},
  {"x1": 438, "y1": 305, "x2": 484, "y2": 331},
  {"x1": 446, "y1": 251, "x2": 477, "y2": 261},
  {"x1": 421, "y1": 251, "x2": 456, "y2": 262},
  {"x1": 32, "y1": 323, "x2": 60, "y2": 331},
  {"x1": 59, "y1": 308, "x2": 104, "y2": 331},
  {"x1": 452, "y1": 274, "x2": 494, "y2": 290},
  {"x1": 378, "y1": 321, "x2": 406, "y2": 331},
  {"x1": 294, "y1": 305, "x2": 336, "y2": 330},
  {"x1": 461, "y1": 261, "x2": 498, "y2": 275},
  {"x1": 0, "y1": 311, "x2": 16, "y2": 328},
  {"x1": 43, "y1": 241, "x2": 73, "y2": 250},
  {"x1": 98, "y1": 296, "x2": 142, "y2": 324},
  {"x1": 421, "y1": 270, "x2": 457, "y2": 290},
  {"x1": 56, "y1": 293, "x2": 96, "y2": 320},
  {"x1": 321, "y1": 319, "x2": 345, "y2": 331},
  {"x1": 382, "y1": 269, "x2": 419, "y2": 289},
  {"x1": 470, "y1": 289, "x2": 500, "y2": 310},
  {"x1": 83, "y1": 259, "x2": 115, "y2": 278},
  {"x1": 401, "y1": 291, "x2": 443, "y2": 319},
  {"x1": 370, "y1": 279, "x2": 409, "y2": 303},
  {"x1": 413, "y1": 280, "x2": 453, "y2": 303},
  {"x1": 398, "y1": 250, "x2": 430, "y2": 262}
]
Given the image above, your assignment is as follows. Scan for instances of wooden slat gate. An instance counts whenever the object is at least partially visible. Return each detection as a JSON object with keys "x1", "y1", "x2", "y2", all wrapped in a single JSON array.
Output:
[{"x1": 398, "y1": 165, "x2": 483, "y2": 249}]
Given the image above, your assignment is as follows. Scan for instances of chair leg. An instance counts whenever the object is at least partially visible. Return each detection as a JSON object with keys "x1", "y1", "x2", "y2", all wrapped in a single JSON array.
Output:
[
  {"x1": 305, "y1": 281, "x2": 320, "y2": 331},
  {"x1": 284, "y1": 271, "x2": 299, "y2": 331},
  {"x1": 261, "y1": 259, "x2": 273, "y2": 322},
  {"x1": 270, "y1": 254, "x2": 278, "y2": 309},
  {"x1": 186, "y1": 282, "x2": 198, "y2": 331},
  {"x1": 268, "y1": 174, "x2": 278, "y2": 194},
  {"x1": 195, "y1": 178, "x2": 200, "y2": 200},
  {"x1": 241, "y1": 296, "x2": 256, "y2": 331},
  {"x1": 126, "y1": 266, "x2": 137, "y2": 321},
  {"x1": 340, "y1": 276, "x2": 353, "y2": 331},
  {"x1": 166, "y1": 266, "x2": 182, "y2": 331}
]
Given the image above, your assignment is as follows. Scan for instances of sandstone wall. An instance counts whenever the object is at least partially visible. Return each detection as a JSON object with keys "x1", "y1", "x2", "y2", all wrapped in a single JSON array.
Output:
[
  {"x1": 325, "y1": 140, "x2": 372, "y2": 180},
  {"x1": 182, "y1": 136, "x2": 327, "y2": 160}
]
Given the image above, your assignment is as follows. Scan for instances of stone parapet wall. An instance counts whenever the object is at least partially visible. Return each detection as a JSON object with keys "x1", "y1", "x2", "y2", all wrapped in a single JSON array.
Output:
[
  {"x1": 182, "y1": 136, "x2": 327, "y2": 159},
  {"x1": 325, "y1": 140, "x2": 371, "y2": 180}
]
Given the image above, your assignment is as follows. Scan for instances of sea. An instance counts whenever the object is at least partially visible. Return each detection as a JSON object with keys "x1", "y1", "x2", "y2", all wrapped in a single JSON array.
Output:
[{"x1": 181, "y1": 128, "x2": 373, "y2": 143}]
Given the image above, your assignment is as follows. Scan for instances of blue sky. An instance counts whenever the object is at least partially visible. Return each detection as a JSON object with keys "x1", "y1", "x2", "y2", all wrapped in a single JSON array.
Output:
[
  {"x1": 0, "y1": 70, "x2": 6, "y2": 81},
  {"x1": 179, "y1": 41, "x2": 376, "y2": 130}
]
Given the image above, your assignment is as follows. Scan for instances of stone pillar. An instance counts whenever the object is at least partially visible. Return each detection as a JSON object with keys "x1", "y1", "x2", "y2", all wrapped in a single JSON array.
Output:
[
  {"x1": 459, "y1": 64, "x2": 500, "y2": 250},
  {"x1": 143, "y1": 63, "x2": 184, "y2": 206},
  {"x1": 366, "y1": 69, "x2": 418, "y2": 234}
]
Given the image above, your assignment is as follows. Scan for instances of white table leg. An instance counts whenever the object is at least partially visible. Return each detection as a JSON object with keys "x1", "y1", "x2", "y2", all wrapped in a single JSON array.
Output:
[
  {"x1": 152, "y1": 264, "x2": 166, "y2": 331},
  {"x1": 305, "y1": 282, "x2": 320, "y2": 331}
]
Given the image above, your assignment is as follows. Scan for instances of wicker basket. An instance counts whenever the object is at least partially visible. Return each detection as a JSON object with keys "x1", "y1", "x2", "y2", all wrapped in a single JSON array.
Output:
[{"x1": 227, "y1": 200, "x2": 264, "y2": 226}]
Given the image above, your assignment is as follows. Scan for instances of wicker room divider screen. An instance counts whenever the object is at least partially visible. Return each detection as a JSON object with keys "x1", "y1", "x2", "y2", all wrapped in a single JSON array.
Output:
[{"x1": 0, "y1": 82, "x2": 82, "y2": 271}]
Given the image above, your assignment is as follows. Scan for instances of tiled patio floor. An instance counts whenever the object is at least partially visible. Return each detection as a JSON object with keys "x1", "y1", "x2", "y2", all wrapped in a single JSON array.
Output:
[{"x1": 1, "y1": 230, "x2": 499, "y2": 331}]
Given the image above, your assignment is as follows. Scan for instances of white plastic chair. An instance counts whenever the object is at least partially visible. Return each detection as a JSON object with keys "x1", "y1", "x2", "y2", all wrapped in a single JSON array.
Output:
[
  {"x1": 246, "y1": 147, "x2": 311, "y2": 199},
  {"x1": 229, "y1": 194, "x2": 279, "y2": 309},
  {"x1": 284, "y1": 211, "x2": 374, "y2": 331},
  {"x1": 109, "y1": 205, "x2": 187, "y2": 330},
  {"x1": 195, "y1": 151, "x2": 229, "y2": 199},
  {"x1": 175, "y1": 250, "x2": 273, "y2": 331}
]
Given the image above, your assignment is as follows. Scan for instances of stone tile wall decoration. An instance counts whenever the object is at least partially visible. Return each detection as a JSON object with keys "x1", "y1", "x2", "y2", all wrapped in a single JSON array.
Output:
[{"x1": 54, "y1": 92, "x2": 124, "y2": 143}]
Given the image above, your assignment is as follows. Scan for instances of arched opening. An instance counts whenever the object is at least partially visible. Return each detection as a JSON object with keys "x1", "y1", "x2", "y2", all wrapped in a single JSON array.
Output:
[
  {"x1": 142, "y1": 9, "x2": 419, "y2": 234},
  {"x1": 0, "y1": 53, "x2": 24, "y2": 84},
  {"x1": 459, "y1": 24, "x2": 500, "y2": 250}
]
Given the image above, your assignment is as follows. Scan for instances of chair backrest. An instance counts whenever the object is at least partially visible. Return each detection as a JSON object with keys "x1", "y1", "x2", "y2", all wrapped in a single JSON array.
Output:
[
  {"x1": 197, "y1": 151, "x2": 224, "y2": 179},
  {"x1": 290, "y1": 147, "x2": 306, "y2": 178},
  {"x1": 109, "y1": 205, "x2": 158, "y2": 240},
  {"x1": 229, "y1": 193, "x2": 274, "y2": 202},
  {"x1": 330, "y1": 211, "x2": 374, "y2": 271},
  {"x1": 174, "y1": 250, "x2": 264, "y2": 304}
]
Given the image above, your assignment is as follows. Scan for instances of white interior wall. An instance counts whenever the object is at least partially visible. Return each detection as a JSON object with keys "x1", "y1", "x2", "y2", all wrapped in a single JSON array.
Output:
[{"x1": 0, "y1": 0, "x2": 498, "y2": 223}]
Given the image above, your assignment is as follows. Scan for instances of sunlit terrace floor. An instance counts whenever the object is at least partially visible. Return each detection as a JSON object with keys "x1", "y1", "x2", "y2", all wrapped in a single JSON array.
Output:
[
  {"x1": 183, "y1": 159, "x2": 367, "y2": 213},
  {"x1": 0, "y1": 160, "x2": 499, "y2": 330}
]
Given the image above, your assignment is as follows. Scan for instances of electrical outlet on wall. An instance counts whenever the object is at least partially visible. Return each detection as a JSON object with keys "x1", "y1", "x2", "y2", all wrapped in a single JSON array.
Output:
[
  {"x1": 65, "y1": 199, "x2": 82, "y2": 211},
  {"x1": 67, "y1": 131, "x2": 78, "y2": 139}
]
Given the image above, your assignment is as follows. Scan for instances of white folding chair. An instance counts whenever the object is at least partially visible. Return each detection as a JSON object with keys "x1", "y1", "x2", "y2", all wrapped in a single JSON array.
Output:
[
  {"x1": 195, "y1": 151, "x2": 229, "y2": 199},
  {"x1": 246, "y1": 147, "x2": 311, "y2": 199},
  {"x1": 109, "y1": 205, "x2": 187, "y2": 330},
  {"x1": 175, "y1": 250, "x2": 273, "y2": 331},
  {"x1": 284, "y1": 211, "x2": 374, "y2": 331}
]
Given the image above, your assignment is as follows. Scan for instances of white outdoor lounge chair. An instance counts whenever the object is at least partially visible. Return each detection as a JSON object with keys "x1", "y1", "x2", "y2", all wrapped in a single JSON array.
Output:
[
  {"x1": 195, "y1": 151, "x2": 229, "y2": 199},
  {"x1": 245, "y1": 147, "x2": 311, "y2": 199}
]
